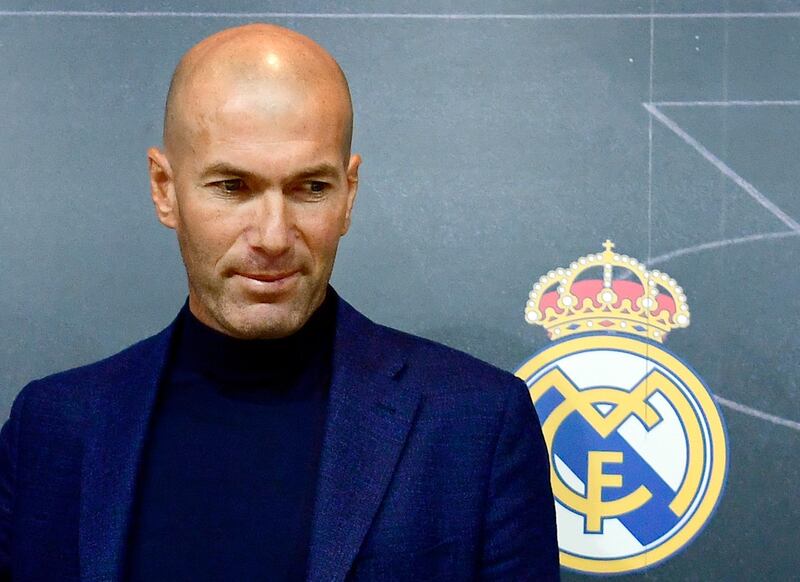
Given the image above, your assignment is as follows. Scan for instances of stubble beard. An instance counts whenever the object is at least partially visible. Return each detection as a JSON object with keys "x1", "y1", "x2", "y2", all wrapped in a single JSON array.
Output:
[{"x1": 184, "y1": 260, "x2": 330, "y2": 340}]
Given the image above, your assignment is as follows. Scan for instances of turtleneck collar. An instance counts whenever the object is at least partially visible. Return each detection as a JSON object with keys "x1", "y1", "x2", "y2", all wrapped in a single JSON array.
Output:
[{"x1": 170, "y1": 290, "x2": 337, "y2": 386}]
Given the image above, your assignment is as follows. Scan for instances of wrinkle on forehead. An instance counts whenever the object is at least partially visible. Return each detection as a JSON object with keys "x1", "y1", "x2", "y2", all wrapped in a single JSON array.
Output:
[{"x1": 163, "y1": 23, "x2": 353, "y2": 160}]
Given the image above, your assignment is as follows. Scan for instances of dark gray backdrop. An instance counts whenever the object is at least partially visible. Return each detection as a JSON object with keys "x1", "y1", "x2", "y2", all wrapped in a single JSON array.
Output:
[{"x1": 1, "y1": 2, "x2": 798, "y2": 580}]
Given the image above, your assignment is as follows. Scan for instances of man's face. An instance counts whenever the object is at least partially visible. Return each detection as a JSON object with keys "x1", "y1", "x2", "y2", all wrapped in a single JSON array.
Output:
[{"x1": 150, "y1": 84, "x2": 360, "y2": 339}]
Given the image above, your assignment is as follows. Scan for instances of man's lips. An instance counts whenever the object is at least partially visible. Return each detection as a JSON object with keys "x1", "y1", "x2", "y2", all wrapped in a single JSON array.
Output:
[
  {"x1": 235, "y1": 270, "x2": 299, "y2": 283},
  {"x1": 232, "y1": 270, "x2": 302, "y2": 295}
]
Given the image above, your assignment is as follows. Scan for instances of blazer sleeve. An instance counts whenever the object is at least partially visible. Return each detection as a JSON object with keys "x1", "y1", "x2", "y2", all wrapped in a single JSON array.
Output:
[
  {"x1": 479, "y1": 378, "x2": 560, "y2": 581},
  {"x1": 0, "y1": 385, "x2": 28, "y2": 581}
]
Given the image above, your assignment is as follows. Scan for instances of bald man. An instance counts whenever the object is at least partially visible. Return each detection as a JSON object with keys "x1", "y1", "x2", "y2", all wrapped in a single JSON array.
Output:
[{"x1": 0, "y1": 24, "x2": 558, "y2": 581}]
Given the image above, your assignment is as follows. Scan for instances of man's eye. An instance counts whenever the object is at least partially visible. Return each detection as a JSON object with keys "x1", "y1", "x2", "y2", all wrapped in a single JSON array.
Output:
[
  {"x1": 308, "y1": 181, "x2": 328, "y2": 194},
  {"x1": 217, "y1": 179, "x2": 243, "y2": 193}
]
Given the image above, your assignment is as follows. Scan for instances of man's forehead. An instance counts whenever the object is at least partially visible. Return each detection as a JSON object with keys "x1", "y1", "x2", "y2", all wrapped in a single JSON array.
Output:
[
  {"x1": 190, "y1": 74, "x2": 315, "y2": 119},
  {"x1": 177, "y1": 90, "x2": 350, "y2": 175},
  {"x1": 184, "y1": 80, "x2": 346, "y2": 141}
]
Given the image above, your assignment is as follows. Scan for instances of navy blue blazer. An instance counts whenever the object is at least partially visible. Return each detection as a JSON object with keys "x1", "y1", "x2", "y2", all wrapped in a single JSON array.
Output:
[{"x1": 0, "y1": 294, "x2": 558, "y2": 581}]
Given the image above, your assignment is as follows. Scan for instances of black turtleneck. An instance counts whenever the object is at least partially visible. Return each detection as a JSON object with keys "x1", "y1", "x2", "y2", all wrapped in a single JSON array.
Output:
[{"x1": 124, "y1": 294, "x2": 336, "y2": 582}]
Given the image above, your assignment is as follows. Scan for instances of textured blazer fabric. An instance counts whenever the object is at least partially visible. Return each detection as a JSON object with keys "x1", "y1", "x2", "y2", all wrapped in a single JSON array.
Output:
[{"x1": 0, "y1": 291, "x2": 559, "y2": 581}]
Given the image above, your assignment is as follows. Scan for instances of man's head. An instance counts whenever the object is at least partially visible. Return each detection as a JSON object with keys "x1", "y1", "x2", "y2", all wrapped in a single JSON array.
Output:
[{"x1": 148, "y1": 23, "x2": 360, "y2": 339}]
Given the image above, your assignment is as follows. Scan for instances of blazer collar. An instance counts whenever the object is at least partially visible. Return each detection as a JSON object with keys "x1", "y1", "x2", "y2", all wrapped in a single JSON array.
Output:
[{"x1": 79, "y1": 291, "x2": 421, "y2": 582}]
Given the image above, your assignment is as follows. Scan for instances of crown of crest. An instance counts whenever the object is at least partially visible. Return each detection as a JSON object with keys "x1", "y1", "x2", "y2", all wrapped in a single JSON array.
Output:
[{"x1": 524, "y1": 240, "x2": 690, "y2": 343}]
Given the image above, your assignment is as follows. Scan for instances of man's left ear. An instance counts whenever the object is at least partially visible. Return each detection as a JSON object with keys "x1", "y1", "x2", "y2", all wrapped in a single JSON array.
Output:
[{"x1": 342, "y1": 153, "x2": 361, "y2": 235}]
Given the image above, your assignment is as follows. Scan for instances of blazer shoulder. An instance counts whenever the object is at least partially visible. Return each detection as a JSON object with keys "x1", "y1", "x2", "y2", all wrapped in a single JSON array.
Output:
[
  {"x1": 12, "y1": 323, "x2": 174, "y2": 413},
  {"x1": 40, "y1": 325, "x2": 171, "y2": 387}
]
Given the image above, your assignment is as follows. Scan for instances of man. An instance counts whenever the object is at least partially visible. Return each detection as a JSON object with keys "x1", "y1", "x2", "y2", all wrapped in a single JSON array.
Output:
[{"x1": 0, "y1": 23, "x2": 558, "y2": 581}]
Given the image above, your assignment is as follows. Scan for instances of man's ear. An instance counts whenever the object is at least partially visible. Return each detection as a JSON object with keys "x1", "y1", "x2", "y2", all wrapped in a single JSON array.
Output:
[
  {"x1": 342, "y1": 153, "x2": 361, "y2": 235},
  {"x1": 148, "y1": 147, "x2": 178, "y2": 230}
]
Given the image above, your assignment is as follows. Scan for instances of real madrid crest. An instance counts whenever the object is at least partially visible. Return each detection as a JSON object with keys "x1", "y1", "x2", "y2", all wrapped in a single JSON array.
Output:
[{"x1": 516, "y1": 240, "x2": 728, "y2": 575}]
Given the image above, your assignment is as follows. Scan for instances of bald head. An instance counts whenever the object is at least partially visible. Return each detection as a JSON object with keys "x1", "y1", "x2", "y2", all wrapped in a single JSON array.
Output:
[{"x1": 163, "y1": 23, "x2": 353, "y2": 160}]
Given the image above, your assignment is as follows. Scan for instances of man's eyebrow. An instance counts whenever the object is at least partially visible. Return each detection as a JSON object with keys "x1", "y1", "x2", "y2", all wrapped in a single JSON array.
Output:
[
  {"x1": 199, "y1": 162, "x2": 343, "y2": 181},
  {"x1": 290, "y1": 163, "x2": 342, "y2": 181},
  {"x1": 200, "y1": 162, "x2": 256, "y2": 180}
]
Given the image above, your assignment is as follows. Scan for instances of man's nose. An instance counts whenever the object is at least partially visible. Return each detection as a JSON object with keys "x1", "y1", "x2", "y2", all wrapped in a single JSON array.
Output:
[{"x1": 247, "y1": 191, "x2": 293, "y2": 256}]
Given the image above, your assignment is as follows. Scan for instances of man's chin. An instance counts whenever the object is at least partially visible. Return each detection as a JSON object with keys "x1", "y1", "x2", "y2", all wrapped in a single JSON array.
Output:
[{"x1": 219, "y1": 301, "x2": 310, "y2": 340}]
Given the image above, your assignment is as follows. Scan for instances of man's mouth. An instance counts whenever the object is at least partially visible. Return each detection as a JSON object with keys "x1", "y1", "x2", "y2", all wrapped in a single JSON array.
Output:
[
  {"x1": 236, "y1": 271, "x2": 299, "y2": 283},
  {"x1": 234, "y1": 270, "x2": 301, "y2": 293}
]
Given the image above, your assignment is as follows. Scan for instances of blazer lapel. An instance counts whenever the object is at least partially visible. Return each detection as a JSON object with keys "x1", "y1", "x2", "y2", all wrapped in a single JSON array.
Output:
[
  {"x1": 307, "y1": 298, "x2": 421, "y2": 582},
  {"x1": 78, "y1": 295, "x2": 418, "y2": 581},
  {"x1": 79, "y1": 321, "x2": 177, "y2": 581}
]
